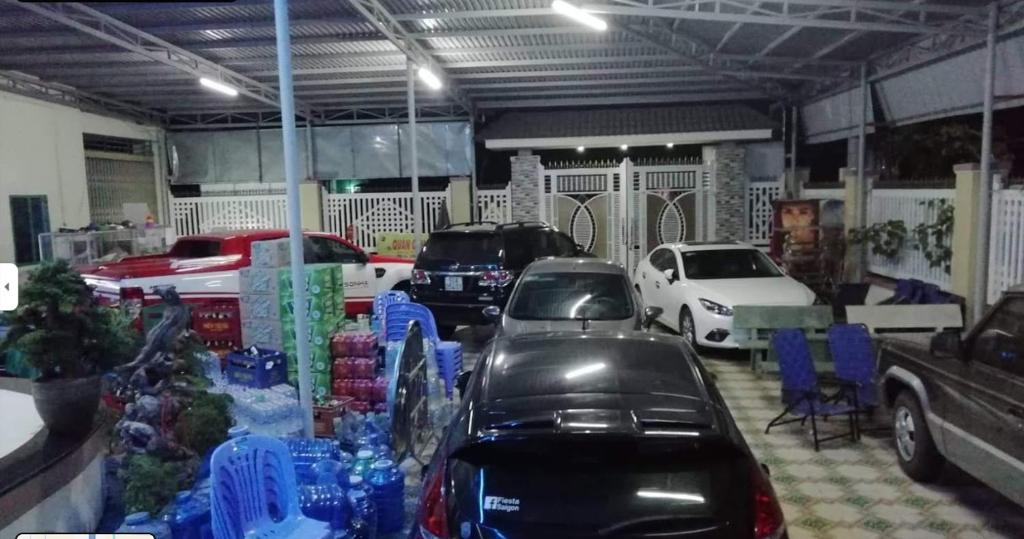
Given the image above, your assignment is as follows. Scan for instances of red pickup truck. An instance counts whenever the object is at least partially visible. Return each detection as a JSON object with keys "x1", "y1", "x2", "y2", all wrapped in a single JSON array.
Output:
[{"x1": 80, "y1": 229, "x2": 413, "y2": 351}]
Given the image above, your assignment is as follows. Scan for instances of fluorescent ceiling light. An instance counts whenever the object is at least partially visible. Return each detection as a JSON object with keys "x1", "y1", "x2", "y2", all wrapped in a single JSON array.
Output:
[
  {"x1": 199, "y1": 77, "x2": 238, "y2": 97},
  {"x1": 551, "y1": 0, "x2": 607, "y2": 31},
  {"x1": 417, "y1": 66, "x2": 443, "y2": 90},
  {"x1": 666, "y1": 143, "x2": 674, "y2": 148},
  {"x1": 620, "y1": 144, "x2": 628, "y2": 151},
  {"x1": 577, "y1": 146, "x2": 585, "y2": 153}
]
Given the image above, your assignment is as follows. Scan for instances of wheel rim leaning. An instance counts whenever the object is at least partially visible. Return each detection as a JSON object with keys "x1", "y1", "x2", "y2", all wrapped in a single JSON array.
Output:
[
  {"x1": 681, "y1": 313, "x2": 694, "y2": 345},
  {"x1": 895, "y1": 406, "x2": 916, "y2": 462}
]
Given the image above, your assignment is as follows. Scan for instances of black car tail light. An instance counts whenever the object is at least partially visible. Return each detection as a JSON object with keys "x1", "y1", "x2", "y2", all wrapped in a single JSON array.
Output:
[
  {"x1": 479, "y1": 270, "x2": 513, "y2": 287},
  {"x1": 412, "y1": 269, "x2": 431, "y2": 285},
  {"x1": 752, "y1": 464, "x2": 786, "y2": 539},
  {"x1": 418, "y1": 463, "x2": 449, "y2": 539}
]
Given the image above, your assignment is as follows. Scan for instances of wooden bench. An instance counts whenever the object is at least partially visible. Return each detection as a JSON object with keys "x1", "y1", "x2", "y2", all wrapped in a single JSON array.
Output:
[
  {"x1": 733, "y1": 305, "x2": 835, "y2": 374},
  {"x1": 845, "y1": 304, "x2": 963, "y2": 335}
]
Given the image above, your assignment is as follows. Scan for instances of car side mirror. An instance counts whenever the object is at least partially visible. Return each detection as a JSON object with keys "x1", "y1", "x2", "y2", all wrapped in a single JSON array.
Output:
[
  {"x1": 978, "y1": 329, "x2": 1019, "y2": 365},
  {"x1": 358, "y1": 251, "x2": 370, "y2": 265},
  {"x1": 641, "y1": 306, "x2": 663, "y2": 330},
  {"x1": 663, "y1": 268, "x2": 676, "y2": 283},
  {"x1": 456, "y1": 370, "x2": 473, "y2": 399},
  {"x1": 482, "y1": 305, "x2": 501, "y2": 323},
  {"x1": 930, "y1": 329, "x2": 962, "y2": 360}
]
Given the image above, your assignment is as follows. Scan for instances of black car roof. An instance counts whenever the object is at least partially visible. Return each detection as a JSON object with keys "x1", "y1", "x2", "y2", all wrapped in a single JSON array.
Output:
[{"x1": 474, "y1": 332, "x2": 714, "y2": 434}]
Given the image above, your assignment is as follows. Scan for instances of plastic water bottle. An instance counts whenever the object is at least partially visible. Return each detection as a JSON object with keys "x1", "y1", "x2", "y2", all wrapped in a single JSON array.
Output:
[
  {"x1": 161, "y1": 491, "x2": 210, "y2": 539},
  {"x1": 346, "y1": 475, "x2": 378, "y2": 539},
  {"x1": 351, "y1": 449, "x2": 375, "y2": 479},
  {"x1": 119, "y1": 512, "x2": 172, "y2": 539},
  {"x1": 367, "y1": 459, "x2": 405, "y2": 533},
  {"x1": 299, "y1": 484, "x2": 351, "y2": 531},
  {"x1": 228, "y1": 425, "x2": 249, "y2": 438},
  {"x1": 311, "y1": 456, "x2": 354, "y2": 488}
]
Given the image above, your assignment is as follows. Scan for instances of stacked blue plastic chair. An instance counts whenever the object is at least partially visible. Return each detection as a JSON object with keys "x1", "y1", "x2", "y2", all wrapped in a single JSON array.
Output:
[
  {"x1": 435, "y1": 341, "x2": 463, "y2": 398},
  {"x1": 384, "y1": 302, "x2": 440, "y2": 344},
  {"x1": 210, "y1": 435, "x2": 331, "y2": 539},
  {"x1": 765, "y1": 328, "x2": 859, "y2": 451},
  {"x1": 827, "y1": 324, "x2": 878, "y2": 432},
  {"x1": 373, "y1": 290, "x2": 410, "y2": 341}
]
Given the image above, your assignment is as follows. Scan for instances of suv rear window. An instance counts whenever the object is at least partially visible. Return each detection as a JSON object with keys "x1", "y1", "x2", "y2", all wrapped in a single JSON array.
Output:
[
  {"x1": 420, "y1": 232, "x2": 501, "y2": 266},
  {"x1": 508, "y1": 272, "x2": 634, "y2": 320},
  {"x1": 169, "y1": 239, "x2": 222, "y2": 258}
]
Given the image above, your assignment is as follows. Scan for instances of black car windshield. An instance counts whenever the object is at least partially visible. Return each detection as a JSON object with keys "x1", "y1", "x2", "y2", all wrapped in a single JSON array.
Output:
[
  {"x1": 508, "y1": 272, "x2": 633, "y2": 320},
  {"x1": 680, "y1": 249, "x2": 782, "y2": 279},
  {"x1": 485, "y1": 337, "x2": 702, "y2": 401},
  {"x1": 420, "y1": 232, "x2": 501, "y2": 266}
]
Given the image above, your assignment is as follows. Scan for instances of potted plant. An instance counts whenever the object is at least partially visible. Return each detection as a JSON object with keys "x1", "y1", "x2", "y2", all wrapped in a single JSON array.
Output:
[{"x1": 1, "y1": 261, "x2": 138, "y2": 435}]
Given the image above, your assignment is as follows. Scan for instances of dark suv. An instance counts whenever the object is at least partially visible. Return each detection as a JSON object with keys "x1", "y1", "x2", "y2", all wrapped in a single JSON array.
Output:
[
  {"x1": 877, "y1": 286, "x2": 1024, "y2": 507},
  {"x1": 410, "y1": 221, "x2": 584, "y2": 337}
]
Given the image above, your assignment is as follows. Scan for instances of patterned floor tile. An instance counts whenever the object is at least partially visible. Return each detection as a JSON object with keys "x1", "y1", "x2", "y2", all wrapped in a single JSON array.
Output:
[{"x1": 809, "y1": 501, "x2": 864, "y2": 525}]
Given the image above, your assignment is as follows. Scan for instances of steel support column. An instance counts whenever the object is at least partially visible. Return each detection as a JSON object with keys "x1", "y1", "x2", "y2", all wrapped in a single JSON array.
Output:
[
  {"x1": 856, "y1": 63, "x2": 869, "y2": 281},
  {"x1": 973, "y1": 2, "x2": 999, "y2": 323},
  {"x1": 408, "y1": 60, "x2": 422, "y2": 251},
  {"x1": 274, "y1": 0, "x2": 314, "y2": 437},
  {"x1": 790, "y1": 105, "x2": 798, "y2": 198}
]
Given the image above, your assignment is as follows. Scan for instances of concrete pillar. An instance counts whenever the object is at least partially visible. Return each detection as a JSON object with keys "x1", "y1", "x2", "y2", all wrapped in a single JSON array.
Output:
[
  {"x1": 298, "y1": 181, "x2": 322, "y2": 231},
  {"x1": 711, "y1": 143, "x2": 746, "y2": 241},
  {"x1": 951, "y1": 163, "x2": 982, "y2": 320},
  {"x1": 702, "y1": 145, "x2": 718, "y2": 240},
  {"x1": 448, "y1": 176, "x2": 472, "y2": 223},
  {"x1": 509, "y1": 150, "x2": 541, "y2": 222},
  {"x1": 842, "y1": 167, "x2": 864, "y2": 281},
  {"x1": 788, "y1": 167, "x2": 810, "y2": 198}
]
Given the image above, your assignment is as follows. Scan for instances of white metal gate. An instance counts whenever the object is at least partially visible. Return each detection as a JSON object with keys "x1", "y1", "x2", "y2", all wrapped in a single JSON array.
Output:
[{"x1": 540, "y1": 158, "x2": 705, "y2": 270}]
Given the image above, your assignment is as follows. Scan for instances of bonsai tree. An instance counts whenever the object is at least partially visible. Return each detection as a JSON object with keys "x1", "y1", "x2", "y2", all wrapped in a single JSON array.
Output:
[{"x1": 1, "y1": 260, "x2": 138, "y2": 380}]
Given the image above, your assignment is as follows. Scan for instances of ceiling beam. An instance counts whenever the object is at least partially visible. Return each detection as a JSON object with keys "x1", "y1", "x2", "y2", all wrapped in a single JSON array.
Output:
[
  {"x1": 475, "y1": 91, "x2": 767, "y2": 109},
  {"x1": 345, "y1": 0, "x2": 473, "y2": 114},
  {"x1": 0, "y1": 69, "x2": 164, "y2": 123},
  {"x1": 2, "y1": 1, "x2": 317, "y2": 118}
]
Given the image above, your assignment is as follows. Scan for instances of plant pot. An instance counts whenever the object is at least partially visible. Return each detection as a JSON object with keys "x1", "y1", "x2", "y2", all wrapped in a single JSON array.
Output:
[{"x1": 32, "y1": 375, "x2": 102, "y2": 436}]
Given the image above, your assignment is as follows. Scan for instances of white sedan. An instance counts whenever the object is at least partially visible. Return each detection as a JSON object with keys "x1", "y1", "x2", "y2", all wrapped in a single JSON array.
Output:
[{"x1": 633, "y1": 241, "x2": 817, "y2": 348}]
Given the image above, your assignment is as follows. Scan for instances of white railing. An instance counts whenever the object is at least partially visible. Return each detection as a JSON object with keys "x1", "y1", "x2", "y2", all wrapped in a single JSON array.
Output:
[
  {"x1": 746, "y1": 176, "x2": 784, "y2": 245},
  {"x1": 988, "y1": 185, "x2": 1024, "y2": 303},
  {"x1": 171, "y1": 194, "x2": 288, "y2": 237},
  {"x1": 867, "y1": 188, "x2": 954, "y2": 288},
  {"x1": 323, "y1": 190, "x2": 452, "y2": 250},
  {"x1": 476, "y1": 186, "x2": 512, "y2": 224}
]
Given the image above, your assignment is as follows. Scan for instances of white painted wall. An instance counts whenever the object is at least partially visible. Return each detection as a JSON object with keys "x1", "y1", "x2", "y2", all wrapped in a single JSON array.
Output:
[{"x1": 0, "y1": 90, "x2": 162, "y2": 264}]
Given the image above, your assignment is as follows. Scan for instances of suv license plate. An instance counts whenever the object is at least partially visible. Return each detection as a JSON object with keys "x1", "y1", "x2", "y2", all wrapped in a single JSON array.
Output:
[{"x1": 445, "y1": 276, "x2": 463, "y2": 292}]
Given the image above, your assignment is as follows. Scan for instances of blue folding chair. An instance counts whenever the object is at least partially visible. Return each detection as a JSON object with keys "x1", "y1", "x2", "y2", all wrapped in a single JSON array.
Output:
[
  {"x1": 210, "y1": 435, "x2": 331, "y2": 539},
  {"x1": 385, "y1": 302, "x2": 440, "y2": 343},
  {"x1": 827, "y1": 323, "x2": 882, "y2": 438},
  {"x1": 765, "y1": 329, "x2": 859, "y2": 451}
]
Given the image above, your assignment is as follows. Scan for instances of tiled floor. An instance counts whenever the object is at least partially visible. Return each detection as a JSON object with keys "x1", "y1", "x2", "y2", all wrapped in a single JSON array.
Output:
[{"x1": 703, "y1": 354, "x2": 1024, "y2": 539}]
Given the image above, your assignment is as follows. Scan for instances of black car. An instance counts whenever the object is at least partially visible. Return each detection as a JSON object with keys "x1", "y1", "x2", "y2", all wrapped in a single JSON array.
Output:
[
  {"x1": 414, "y1": 332, "x2": 787, "y2": 539},
  {"x1": 410, "y1": 222, "x2": 585, "y2": 337},
  {"x1": 877, "y1": 287, "x2": 1024, "y2": 507}
]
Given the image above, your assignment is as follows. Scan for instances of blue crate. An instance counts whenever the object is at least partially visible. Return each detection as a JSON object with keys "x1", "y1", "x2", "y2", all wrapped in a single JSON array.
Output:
[{"x1": 226, "y1": 347, "x2": 288, "y2": 388}]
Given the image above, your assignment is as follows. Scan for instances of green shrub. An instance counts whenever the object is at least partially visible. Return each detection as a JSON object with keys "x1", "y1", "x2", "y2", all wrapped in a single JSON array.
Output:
[
  {"x1": 121, "y1": 454, "x2": 184, "y2": 514},
  {"x1": 176, "y1": 391, "x2": 233, "y2": 456}
]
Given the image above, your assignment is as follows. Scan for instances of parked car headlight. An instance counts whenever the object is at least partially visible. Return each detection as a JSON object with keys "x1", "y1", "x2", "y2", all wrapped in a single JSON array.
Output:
[{"x1": 699, "y1": 298, "x2": 733, "y2": 316}]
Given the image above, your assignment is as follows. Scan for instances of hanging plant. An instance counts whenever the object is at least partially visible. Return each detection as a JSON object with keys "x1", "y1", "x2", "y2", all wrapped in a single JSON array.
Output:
[
  {"x1": 912, "y1": 199, "x2": 954, "y2": 273},
  {"x1": 847, "y1": 220, "x2": 908, "y2": 260}
]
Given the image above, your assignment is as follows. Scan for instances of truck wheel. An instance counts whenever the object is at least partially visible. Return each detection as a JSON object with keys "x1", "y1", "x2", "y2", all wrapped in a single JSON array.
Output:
[
  {"x1": 392, "y1": 280, "x2": 411, "y2": 294},
  {"x1": 892, "y1": 390, "x2": 944, "y2": 482}
]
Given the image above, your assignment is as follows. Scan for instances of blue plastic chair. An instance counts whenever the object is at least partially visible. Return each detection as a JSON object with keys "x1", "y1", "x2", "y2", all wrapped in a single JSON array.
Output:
[
  {"x1": 210, "y1": 435, "x2": 331, "y2": 539},
  {"x1": 373, "y1": 290, "x2": 410, "y2": 341},
  {"x1": 827, "y1": 324, "x2": 878, "y2": 424},
  {"x1": 385, "y1": 302, "x2": 440, "y2": 343},
  {"x1": 765, "y1": 329, "x2": 859, "y2": 451},
  {"x1": 435, "y1": 341, "x2": 463, "y2": 398}
]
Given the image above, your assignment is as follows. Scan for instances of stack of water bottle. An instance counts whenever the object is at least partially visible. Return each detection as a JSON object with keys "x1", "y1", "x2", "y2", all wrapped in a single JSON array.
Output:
[
  {"x1": 116, "y1": 477, "x2": 215, "y2": 539},
  {"x1": 288, "y1": 414, "x2": 406, "y2": 538},
  {"x1": 204, "y1": 352, "x2": 304, "y2": 437}
]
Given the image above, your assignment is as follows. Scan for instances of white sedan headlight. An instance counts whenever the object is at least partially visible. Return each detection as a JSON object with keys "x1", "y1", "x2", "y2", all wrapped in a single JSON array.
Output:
[{"x1": 699, "y1": 298, "x2": 734, "y2": 316}]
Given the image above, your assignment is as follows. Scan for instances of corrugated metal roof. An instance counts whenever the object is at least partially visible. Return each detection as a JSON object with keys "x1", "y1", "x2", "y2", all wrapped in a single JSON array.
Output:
[
  {"x1": 0, "y1": 0, "x2": 997, "y2": 126},
  {"x1": 479, "y1": 103, "x2": 776, "y2": 139}
]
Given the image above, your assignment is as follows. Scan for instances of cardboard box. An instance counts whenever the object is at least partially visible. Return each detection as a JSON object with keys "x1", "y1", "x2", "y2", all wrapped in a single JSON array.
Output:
[
  {"x1": 241, "y1": 319, "x2": 284, "y2": 350},
  {"x1": 239, "y1": 293, "x2": 281, "y2": 321},
  {"x1": 239, "y1": 267, "x2": 283, "y2": 295},
  {"x1": 250, "y1": 238, "x2": 291, "y2": 268}
]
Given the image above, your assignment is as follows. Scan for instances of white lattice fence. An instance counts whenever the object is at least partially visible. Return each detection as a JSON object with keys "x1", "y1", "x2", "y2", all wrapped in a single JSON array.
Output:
[
  {"x1": 867, "y1": 188, "x2": 954, "y2": 288},
  {"x1": 323, "y1": 191, "x2": 450, "y2": 250},
  {"x1": 171, "y1": 195, "x2": 288, "y2": 237},
  {"x1": 746, "y1": 177, "x2": 784, "y2": 245},
  {"x1": 476, "y1": 187, "x2": 511, "y2": 223},
  {"x1": 989, "y1": 186, "x2": 1024, "y2": 303}
]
